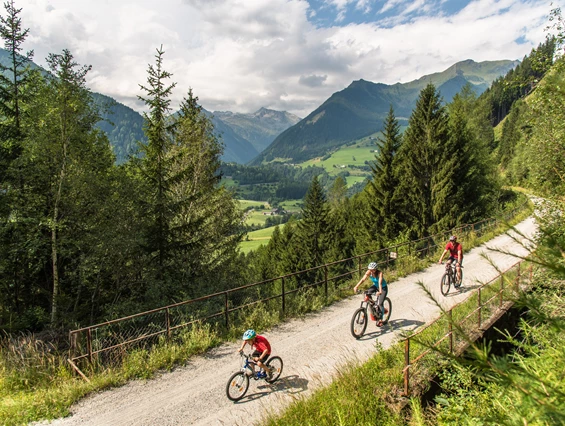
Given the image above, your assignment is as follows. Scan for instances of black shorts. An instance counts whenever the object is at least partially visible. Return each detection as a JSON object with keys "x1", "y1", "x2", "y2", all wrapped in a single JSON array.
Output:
[
  {"x1": 252, "y1": 350, "x2": 270, "y2": 363},
  {"x1": 448, "y1": 256, "x2": 463, "y2": 266}
]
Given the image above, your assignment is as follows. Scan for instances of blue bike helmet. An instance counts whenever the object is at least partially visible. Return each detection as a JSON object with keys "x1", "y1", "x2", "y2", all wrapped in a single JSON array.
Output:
[{"x1": 242, "y1": 329, "x2": 256, "y2": 340}]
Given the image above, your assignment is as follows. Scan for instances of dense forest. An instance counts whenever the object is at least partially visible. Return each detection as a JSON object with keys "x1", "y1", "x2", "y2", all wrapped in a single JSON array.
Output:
[{"x1": 0, "y1": 0, "x2": 561, "y2": 335}]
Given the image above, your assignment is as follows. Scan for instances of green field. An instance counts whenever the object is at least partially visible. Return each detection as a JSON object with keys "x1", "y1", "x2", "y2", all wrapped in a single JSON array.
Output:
[
  {"x1": 239, "y1": 225, "x2": 279, "y2": 254},
  {"x1": 299, "y1": 136, "x2": 380, "y2": 185}
]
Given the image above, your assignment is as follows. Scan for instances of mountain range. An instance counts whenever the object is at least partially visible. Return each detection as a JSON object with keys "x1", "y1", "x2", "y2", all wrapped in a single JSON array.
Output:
[
  {"x1": 1, "y1": 49, "x2": 519, "y2": 166},
  {"x1": 0, "y1": 48, "x2": 299, "y2": 164},
  {"x1": 250, "y1": 59, "x2": 520, "y2": 165}
]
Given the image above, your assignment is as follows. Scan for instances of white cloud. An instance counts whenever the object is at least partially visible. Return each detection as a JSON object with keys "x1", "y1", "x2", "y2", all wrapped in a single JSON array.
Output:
[{"x1": 14, "y1": 0, "x2": 560, "y2": 117}]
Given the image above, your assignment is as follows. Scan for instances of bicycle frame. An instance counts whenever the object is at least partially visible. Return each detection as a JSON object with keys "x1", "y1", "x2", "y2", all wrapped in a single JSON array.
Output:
[{"x1": 239, "y1": 353, "x2": 265, "y2": 380}]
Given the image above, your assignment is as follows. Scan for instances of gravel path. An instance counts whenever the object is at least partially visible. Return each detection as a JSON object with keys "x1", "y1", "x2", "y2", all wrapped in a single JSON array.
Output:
[{"x1": 37, "y1": 217, "x2": 537, "y2": 426}]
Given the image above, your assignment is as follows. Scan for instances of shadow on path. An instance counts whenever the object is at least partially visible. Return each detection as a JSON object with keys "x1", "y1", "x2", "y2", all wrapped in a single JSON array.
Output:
[
  {"x1": 357, "y1": 318, "x2": 425, "y2": 341},
  {"x1": 234, "y1": 375, "x2": 309, "y2": 404}
]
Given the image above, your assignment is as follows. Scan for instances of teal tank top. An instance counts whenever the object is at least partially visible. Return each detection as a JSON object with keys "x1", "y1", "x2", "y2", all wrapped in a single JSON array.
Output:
[{"x1": 369, "y1": 274, "x2": 387, "y2": 288}]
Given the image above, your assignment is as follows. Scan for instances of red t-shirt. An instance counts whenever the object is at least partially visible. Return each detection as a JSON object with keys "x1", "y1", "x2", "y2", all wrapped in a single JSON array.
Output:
[
  {"x1": 253, "y1": 335, "x2": 271, "y2": 354},
  {"x1": 445, "y1": 242, "x2": 462, "y2": 259}
]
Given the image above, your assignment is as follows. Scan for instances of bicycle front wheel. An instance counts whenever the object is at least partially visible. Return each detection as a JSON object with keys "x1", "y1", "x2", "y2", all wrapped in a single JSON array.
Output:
[
  {"x1": 265, "y1": 356, "x2": 283, "y2": 383},
  {"x1": 441, "y1": 272, "x2": 451, "y2": 296},
  {"x1": 351, "y1": 308, "x2": 368, "y2": 339},
  {"x1": 382, "y1": 298, "x2": 392, "y2": 323},
  {"x1": 226, "y1": 371, "x2": 249, "y2": 401}
]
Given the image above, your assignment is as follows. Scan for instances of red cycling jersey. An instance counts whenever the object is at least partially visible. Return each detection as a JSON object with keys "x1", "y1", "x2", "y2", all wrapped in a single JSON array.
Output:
[
  {"x1": 252, "y1": 335, "x2": 271, "y2": 354},
  {"x1": 445, "y1": 242, "x2": 462, "y2": 259}
]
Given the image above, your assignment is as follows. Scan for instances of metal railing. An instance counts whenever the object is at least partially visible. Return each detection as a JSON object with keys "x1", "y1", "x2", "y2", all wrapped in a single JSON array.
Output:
[
  {"x1": 402, "y1": 261, "x2": 533, "y2": 396},
  {"x1": 68, "y1": 206, "x2": 527, "y2": 374}
]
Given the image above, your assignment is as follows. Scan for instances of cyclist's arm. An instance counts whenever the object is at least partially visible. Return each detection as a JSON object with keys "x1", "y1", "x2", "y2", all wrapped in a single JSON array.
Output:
[
  {"x1": 377, "y1": 271, "x2": 384, "y2": 293},
  {"x1": 354, "y1": 270, "x2": 370, "y2": 291},
  {"x1": 457, "y1": 246, "x2": 462, "y2": 262},
  {"x1": 438, "y1": 248, "x2": 448, "y2": 263},
  {"x1": 237, "y1": 340, "x2": 248, "y2": 353}
]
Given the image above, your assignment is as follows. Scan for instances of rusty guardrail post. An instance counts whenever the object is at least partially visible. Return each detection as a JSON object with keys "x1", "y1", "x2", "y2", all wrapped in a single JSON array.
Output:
[
  {"x1": 448, "y1": 309, "x2": 453, "y2": 354},
  {"x1": 324, "y1": 266, "x2": 328, "y2": 302},
  {"x1": 477, "y1": 287, "x2": 482, "y2": 330},
  {"x1": 358, "y1": 257, "x2": 362, "y2": 279},
  {"x1": 281, "y1": 277, "x2": 286, "y2": 316},
  {"x1": 86, "y1": 328, "x2": 93, "y2": 364},
  {"x1": 499, "y1": 272, "x2": 504, "y2": 308},
  {"x1": 404, "y1": 338, "x2": 410, "y2": 396},
  {"x1": 224, "y1": 292, "x2": 229, "y2": 329},
  {"x1": 166, "y1": 307, "x2": 171, "y2": 341}
]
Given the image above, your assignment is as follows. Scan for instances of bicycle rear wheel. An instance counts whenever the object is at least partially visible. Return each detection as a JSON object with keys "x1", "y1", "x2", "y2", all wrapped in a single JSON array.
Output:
[
  {"x1": 350, "y1": 308, "x2": 368, "y2": 339},
  {"x1": 441, "y1": 272, "x2": 451, "y2": 296},
  {"x1": 265, "y1": 356, "x2": 283, "y2": 383},
  {"x1": 226, "y1": 371, "x2": 249, "y2": 401},
  {"x1": 381, "y1": 298, "x2": 392, "y2": 323}
]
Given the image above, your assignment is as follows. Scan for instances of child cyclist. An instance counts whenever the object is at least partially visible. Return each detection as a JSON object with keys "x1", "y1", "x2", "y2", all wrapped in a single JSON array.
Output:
[
  {"x1": 237, "y1": 329, "x2": 272, "y2": 379},
  {"x1": 354, "y1": 262, "x2": 388, "y2": 326}
]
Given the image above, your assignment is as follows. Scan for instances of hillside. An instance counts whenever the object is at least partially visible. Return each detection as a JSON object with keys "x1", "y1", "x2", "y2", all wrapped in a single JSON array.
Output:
[
  {"x1": 0, "y1": 48, "x2": 295, "y2": 165},
  {"x1": 251, "y1": 59, "x2": 519, "y2": 165}
]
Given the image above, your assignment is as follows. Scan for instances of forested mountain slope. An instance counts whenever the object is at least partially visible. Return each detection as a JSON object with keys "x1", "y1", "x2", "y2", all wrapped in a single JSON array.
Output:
[{"x1": 251, "y1": 59, "x2": 518, "y2": 164}]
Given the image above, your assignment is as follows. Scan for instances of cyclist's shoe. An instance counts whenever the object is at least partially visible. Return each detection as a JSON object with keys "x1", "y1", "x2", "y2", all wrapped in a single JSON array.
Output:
[
  {"x1": 257, "y1": 370, "x2": 267, "y2": 379},
  {"x1": 377, "y1": 320, "x2": 384, "y2": 327}
]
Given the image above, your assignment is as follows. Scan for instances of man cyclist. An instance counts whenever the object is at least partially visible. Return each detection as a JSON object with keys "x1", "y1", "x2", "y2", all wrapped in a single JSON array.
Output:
[
  {"x1": 237, "y1": 329, "x2": 272, "y2": 379},
  {"x1": 353, "y1": 262, "x2": 388, "y2": 327},
  {"x1": 438, "y1": 235, "x2": 463, "y2": 283}
]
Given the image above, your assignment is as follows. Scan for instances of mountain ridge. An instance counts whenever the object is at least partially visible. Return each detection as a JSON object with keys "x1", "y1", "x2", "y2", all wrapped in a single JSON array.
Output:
[{"x1": 251, "y1": 59, "x2": 520, "y2": 165}]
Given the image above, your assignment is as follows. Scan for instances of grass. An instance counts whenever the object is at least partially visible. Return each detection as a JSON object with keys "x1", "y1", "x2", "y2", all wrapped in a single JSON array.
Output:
[
  {"x1": 0, "y1": 324, "x2": 220, "y2": 425},
  {"x1": 298, "y1": 139, "x2": 378, "y2": 182},
  {"x1": 239, "y1": 225, "x2": 281, "y2": 254},
  {"x1": 0, "y1": 198, "x2": 532, "y2": 425}
]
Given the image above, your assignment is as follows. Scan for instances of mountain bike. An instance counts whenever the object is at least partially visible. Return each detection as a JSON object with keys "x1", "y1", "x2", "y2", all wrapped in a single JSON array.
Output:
[
  {"x1": 226, "y1": 352, "x2": 283, "y2": 402},
  {"x1": 350, "y1": 290, "x2": 392, "y2": 339},
  {"x1": 440, "y1": 261, "x2": 463, "y2": 296}
]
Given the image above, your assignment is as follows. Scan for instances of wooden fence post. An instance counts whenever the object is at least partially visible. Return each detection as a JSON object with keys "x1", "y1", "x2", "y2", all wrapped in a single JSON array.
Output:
[
  {"x1": 478, "y1": 288, "x2": 482, "y2": 329},
  {"x1": 166, "y1": 307, "x2": 171, "y2": 341},
  {"x1": 324, "y1": 266, "x2": 328, "y2": 302},
  {"x1": 281, "y1": 277, "x2": 286, "y2": 316},
  {"x1": 86, "y1": 328, "x2": 93, "y2": 364},
  {"x1": 448, "y1": 309, "x2": 453, "y2": 354},
  {"x1": 224, "y1": 292, "x2": 229, "y2": 329},
  {"x1": 404, "y1": 338, "x2": 410, "y2": 396}
]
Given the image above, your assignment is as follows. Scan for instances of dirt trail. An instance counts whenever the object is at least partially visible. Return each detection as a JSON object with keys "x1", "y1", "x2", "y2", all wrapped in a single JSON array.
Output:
[{"x1": 38, "y1": 218, "x2": 537, "y2": 426}]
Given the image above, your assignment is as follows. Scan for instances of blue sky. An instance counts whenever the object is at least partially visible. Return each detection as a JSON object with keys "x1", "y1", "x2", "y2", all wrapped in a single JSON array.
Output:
[{"x1": 16, "y1": 0, "x2": 561, "y2": 117}]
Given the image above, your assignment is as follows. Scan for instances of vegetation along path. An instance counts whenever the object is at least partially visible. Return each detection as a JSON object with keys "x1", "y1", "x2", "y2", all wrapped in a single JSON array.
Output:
[{"x1": 39, "y1": 217, "x2": 537, "y2": 426}]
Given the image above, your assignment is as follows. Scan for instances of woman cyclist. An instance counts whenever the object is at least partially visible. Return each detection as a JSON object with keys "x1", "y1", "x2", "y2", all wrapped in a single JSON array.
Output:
[
  {"x1": 354, "y1": 262, "x2": 388, "y2": 326},
  {"x1": 237, "y1": 329, "x2": 272, "y2": 379}
]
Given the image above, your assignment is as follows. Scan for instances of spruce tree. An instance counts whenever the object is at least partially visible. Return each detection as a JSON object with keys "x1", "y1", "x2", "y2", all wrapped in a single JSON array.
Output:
[
  {"x1": 365, "y1": 105, "x2": 402, "y2": 244},
  {"x1": 295, "y1": 176, "x2": 330, "y2": 280},
  {"x1": 138, "y1": 46, "x2": 176, "y2": 284},
  {"x1": 166, "y1": 88, "x2": 243, "y2": 297},
  {"x1": 395, "y1": 84, "x2": 449, "y2": 237}
]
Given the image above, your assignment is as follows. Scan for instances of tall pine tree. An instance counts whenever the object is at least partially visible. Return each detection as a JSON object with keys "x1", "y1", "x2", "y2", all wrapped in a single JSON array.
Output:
[
  {"x1": 365, "y1": 105, "x2": 402, "y2": 245},
  {"x1": 396, "y1": 84, "x2": 449, "y2": 237}
]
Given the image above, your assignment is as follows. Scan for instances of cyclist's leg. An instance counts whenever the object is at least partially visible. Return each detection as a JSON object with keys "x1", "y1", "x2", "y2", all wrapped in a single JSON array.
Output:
[
  {"x1": 454, "y1": 258, "x2": 461, "y2": 281},
  {"x1": 376, "y1": 287, "x2": 388, "y2": 325},
  {"x1": 253, "y1": 350, "x2": 270, "y2": 374}
]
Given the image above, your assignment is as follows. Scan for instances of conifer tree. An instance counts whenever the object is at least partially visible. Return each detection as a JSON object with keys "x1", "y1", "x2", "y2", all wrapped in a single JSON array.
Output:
[
  {"x1": 166, "y1": 88, "x2": 243, "y2": 296},
  {"x1": 395, "y1": 84, "x2": 449, "y2": 237},
  {"x1": 138, "y1": 46, "x2": 176, "y2": 283},
  {"x1": 365, "y1": 105, "x2": 402, "y2": 244},
  {"x1": 295, "y1": 176, "x2": 330, "y2": 278},
  {"x1": 0, "y1": 0, "x2": 34, "y2": 158}
]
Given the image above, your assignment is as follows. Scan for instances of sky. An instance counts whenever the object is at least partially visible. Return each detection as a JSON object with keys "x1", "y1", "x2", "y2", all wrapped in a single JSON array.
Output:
[{"x1": 16, "y1": 0, "x2": 561, "y2": 118}]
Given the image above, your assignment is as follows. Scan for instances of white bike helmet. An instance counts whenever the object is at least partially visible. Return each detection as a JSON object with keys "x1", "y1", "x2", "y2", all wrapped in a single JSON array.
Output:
[
  {"x1": 367, "y1": 262, "x2": 377, "y2": 270},
  {"x1": 449, "y1": 235, "x2": 457, "y2": 241}
]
